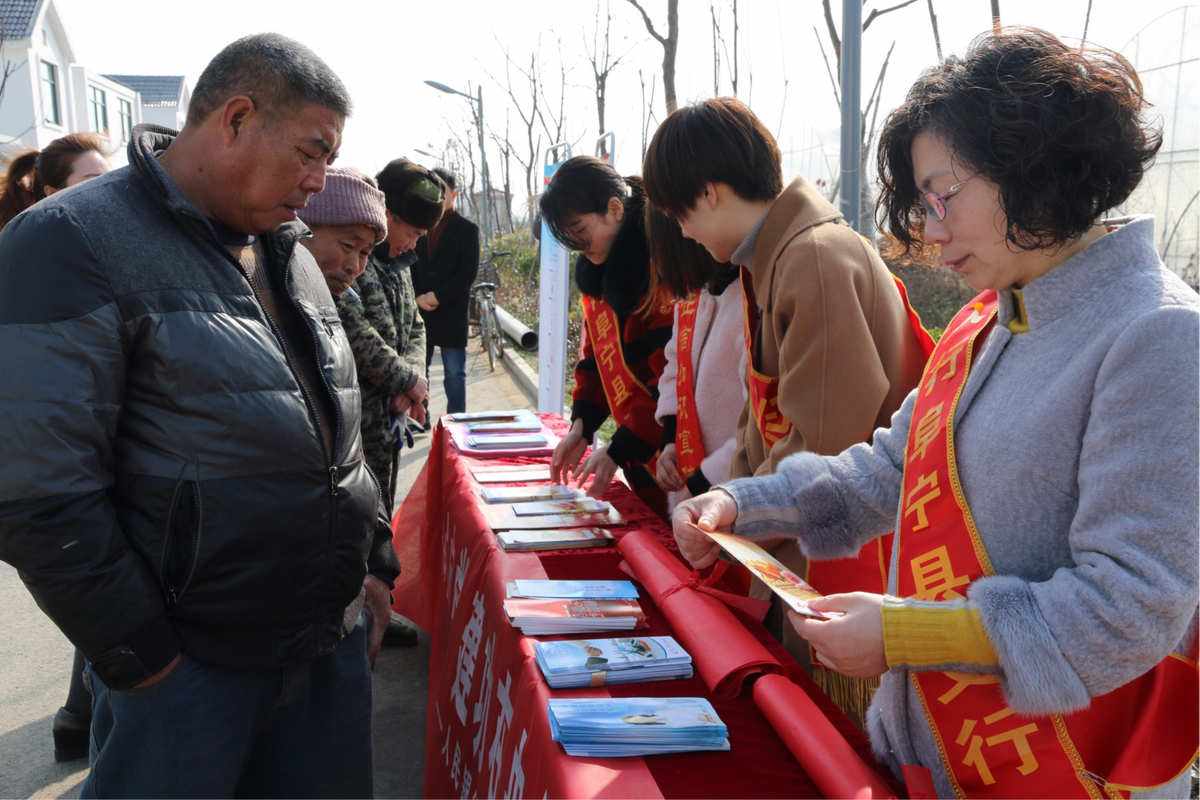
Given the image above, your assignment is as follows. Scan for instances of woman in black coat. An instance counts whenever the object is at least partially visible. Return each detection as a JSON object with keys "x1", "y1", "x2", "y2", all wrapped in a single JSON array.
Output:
[{"x1": 412, "y1": 169, "x2": 481, "y2": 415}]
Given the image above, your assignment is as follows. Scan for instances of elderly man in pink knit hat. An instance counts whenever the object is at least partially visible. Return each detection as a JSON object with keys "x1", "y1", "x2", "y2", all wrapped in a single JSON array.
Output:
[{"x1": 298, "y1": 166, "x2": 389, "y2": 297}]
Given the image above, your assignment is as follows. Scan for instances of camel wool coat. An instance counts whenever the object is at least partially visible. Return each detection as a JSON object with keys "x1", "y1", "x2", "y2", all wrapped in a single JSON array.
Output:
[{"x1": 730, "y1": 178, "x2": 928, "y2": 479}]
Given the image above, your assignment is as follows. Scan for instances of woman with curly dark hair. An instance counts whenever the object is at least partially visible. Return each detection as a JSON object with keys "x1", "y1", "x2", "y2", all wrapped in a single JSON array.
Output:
[{"x1": 673, "y1": 28, "x2": 1198, "y2": 798}]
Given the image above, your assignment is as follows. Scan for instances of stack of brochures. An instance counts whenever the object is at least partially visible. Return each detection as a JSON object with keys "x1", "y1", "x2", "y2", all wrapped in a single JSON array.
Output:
[
  {"x1": 506, "y1": 579, "x2": 638, "y2": 600},
  {"x1": 497, "y1": 528, "x2": 614, "y2": 552},
  {"x1": 548, "y1": 697, "x2": 730, "y2": 757},
  {"x1": 470, "y1": 464, "x2": 553, "y2": 484},
  {"x1": 479, "y1": 485, "x2": 582, "y2": 504},
  {"x1": 534, "y1": 636, "x2": 693, "y2": 688},
  {"x1": 510, "y1": 498, "x2": 611, "y2": 516},
  {"x1": 504, "y1": 580, "x2": 645, "y2": 634},
  {"x1": 466, "y1": 432, "x2": 549, "y2": 450},
  {"x1": 502, "y1": 598, "x2": 646, "y2": 635}
]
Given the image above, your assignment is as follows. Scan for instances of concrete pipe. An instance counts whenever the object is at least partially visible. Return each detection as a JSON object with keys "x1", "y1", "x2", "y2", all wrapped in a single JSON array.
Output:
[{"x1": 495, "y1": 305, "x2": 538, "y2": 350}]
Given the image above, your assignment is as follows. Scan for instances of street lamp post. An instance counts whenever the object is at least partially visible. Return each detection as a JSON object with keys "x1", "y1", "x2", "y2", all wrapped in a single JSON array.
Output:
[{"x1": 425, "y1": 79, "x2": 493, "y2": 243}]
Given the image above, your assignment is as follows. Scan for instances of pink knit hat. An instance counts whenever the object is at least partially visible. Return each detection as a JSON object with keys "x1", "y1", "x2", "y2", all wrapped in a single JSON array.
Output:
[{"x1": 299, "y1": 167, "x2": 388, "y2": 243}]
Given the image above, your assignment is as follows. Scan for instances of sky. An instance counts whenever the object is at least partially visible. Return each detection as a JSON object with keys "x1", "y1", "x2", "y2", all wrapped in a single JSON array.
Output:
[{"x1": 54, "y1": 0, "x2": 1197, "y2": 218}]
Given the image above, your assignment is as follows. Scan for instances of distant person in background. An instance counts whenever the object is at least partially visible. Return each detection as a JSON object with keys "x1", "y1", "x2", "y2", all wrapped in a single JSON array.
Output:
[
  {"x1": 413, "y1": 167, "x2": 480, "y2": 419},
  {"x1": 0, "y1": 132, "x2": 115, "y2": 763},
  {"x1": 297, "y1": 166, "x2": 388, "y2": 298},
  {"x1": 0, "y1": 133, "x2": 110, "y2": 232}
]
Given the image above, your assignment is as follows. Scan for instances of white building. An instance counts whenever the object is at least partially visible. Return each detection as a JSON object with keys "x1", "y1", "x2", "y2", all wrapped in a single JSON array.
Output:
[
  {"x1": 1, "y1": 0, "x2": 187, "y2": 167},
  {"x1": 105, "y1": 74, "x2": 190, "y2": 132}
]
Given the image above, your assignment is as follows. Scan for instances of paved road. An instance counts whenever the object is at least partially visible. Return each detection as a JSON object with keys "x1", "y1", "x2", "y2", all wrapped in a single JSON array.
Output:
[{"x1": 0, "y1": 342, "x2": 530, "y2": 799}]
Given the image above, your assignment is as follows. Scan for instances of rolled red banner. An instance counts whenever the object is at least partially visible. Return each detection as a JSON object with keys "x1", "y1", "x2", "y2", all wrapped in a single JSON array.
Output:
[
  {"x1": 617, "y1": 529, "x2": 781, "y2": 699},
  {"x1": 753, "y1": 673, "x2": 898, "y2": 799}
]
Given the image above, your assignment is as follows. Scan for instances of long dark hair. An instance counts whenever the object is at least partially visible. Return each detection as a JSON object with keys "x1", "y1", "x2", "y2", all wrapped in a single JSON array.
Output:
[
  {"x1": 540, "y1": 156, "x2": 642, "y2": 250},
  {"x1": 0, "y1": 133, "x2": 108, "y2": 230}
]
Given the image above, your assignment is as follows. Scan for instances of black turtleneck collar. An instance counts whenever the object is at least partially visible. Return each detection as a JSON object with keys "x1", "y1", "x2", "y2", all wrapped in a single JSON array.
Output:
[{"x1": 574, "y1": 185, "x2": 650, "y2": 318}]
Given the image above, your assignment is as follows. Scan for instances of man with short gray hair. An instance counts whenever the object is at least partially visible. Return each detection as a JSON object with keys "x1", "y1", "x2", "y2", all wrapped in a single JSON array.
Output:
[{"x1": 0, "y1": 33, "x2": 395, "y2": 797}]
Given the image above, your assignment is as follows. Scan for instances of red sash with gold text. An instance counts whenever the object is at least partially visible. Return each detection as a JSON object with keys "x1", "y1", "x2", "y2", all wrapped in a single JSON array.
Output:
[
  {"x1": 898, "y1": 292, "x2": 1198, "y2": 798},
  {"x1": 580, "y1": 295, "x2": 662, "y2": 465},
  {"x1": 673, "y1": 294, "x2": 707, "y2": 477}
]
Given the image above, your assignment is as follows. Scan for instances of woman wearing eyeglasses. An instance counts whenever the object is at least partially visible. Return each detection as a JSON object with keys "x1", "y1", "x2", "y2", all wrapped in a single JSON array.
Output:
[{"x1": 673, "y1": 28, "x2": 1198, "y2": 798}]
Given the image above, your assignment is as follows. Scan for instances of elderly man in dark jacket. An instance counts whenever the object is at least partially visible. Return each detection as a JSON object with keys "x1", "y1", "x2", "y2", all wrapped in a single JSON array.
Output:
[
  {"x1": 413, "y1": 168, "x2": 480, "y2": 416},
  {"x1": 0, "y1": 34, "x2": 396, "y2": 798}
]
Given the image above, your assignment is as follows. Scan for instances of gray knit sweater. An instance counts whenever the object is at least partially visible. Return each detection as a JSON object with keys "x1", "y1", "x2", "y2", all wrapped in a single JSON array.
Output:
[{"x1": 722, "y1": 218, "x2": 1199, "y2": 797}]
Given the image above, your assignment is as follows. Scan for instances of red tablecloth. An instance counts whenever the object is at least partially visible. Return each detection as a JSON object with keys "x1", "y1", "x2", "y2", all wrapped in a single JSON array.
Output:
[{"x1": 391, "y1": 414, "x2": 899, "y2": 799}]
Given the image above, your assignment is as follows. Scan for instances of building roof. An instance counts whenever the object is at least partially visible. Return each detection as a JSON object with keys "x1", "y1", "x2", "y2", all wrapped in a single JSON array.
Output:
[
  {"x1": 104, "y1": 74, "x2": 185, "y2": 108},
  {"x1": 0, "y1": 0, "x2": 42, "y2": 39}
]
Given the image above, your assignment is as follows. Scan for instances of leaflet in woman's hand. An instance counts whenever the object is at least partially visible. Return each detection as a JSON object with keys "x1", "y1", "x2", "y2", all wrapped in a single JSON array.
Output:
[{"x1": 693, "y1": 525, "x2": 829, "y2": 619}]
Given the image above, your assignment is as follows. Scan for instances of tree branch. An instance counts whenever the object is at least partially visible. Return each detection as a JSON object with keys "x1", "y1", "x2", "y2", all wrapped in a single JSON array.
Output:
[
  {"x1": 821, "y1": 0, "x2": 841, "y2": 68},
  {"x1": 926, "y1": 0, "x2": 943, "y2": 61},
  {"x1": 863, "y1": 0, "x2": 921, "y2": 31},
  {"x1": 813, "y1": 25, "x2": 841, "y2": 105},
  {"x1": 624, "y1": 0, "x2": 667, "y2": 44}
]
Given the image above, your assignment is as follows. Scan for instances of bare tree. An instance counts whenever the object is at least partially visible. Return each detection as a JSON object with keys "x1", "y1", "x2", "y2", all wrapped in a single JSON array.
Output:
[
  {"x1": 586, "y1": 0, "x2": 632, "y2": 156},
  {"x1": 821, "y1": 0, "x2": 919, "y2": 69},
  {"x1": 1080, "y1": 0, "x2": 1094, "y2": 46},
  {"x1": 710, "y1": 3, "x2": 721, "y2": 95},
  {"x1": 926, "y1": 0, "x2": 944, "y2": 61},
  {"x1": 446, "y1": 117, "x2": 479, "y2": 221},
  {"x1": 624, "y1": 0, "x2": 679, "y2": 114},
  {"x1": 489, "y1": 110, "x2": 516, "y2": 234},
  {"x1": 489, "y1": 46, "x2": 545, "y2": 207},
  {"x1": 0, "y1": 24, "x2": 19, "y2": 109},
  {"x1": 638, "y1": 68, "x2": 659, "y2": 159},
  {"x1": 536, "y1": 37, "x2": 571, "y2": 147}
]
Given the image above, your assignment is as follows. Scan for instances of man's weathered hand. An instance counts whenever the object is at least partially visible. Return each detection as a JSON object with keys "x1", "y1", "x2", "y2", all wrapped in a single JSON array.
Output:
[
  {"x1": 406, "y1": 376, "x2": 429, "y2": 404},
  {"x1": 416, "y1": 292, "x2": 439, "y2": 312},
  {"x1": 363, "y1": 575, "x2": 392, "y2": 668}
]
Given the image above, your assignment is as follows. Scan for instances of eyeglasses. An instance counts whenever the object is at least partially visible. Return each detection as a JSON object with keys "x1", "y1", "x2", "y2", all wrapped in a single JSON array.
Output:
[
  {"x1": 920, "y1": 176, "x2": 973, "y2": 221},
  {"x1": 407, "y1": 176, "x2": 444, "y2": 205}
]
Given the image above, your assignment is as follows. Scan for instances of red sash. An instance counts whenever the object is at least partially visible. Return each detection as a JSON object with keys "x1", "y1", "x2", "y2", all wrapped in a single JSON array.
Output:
[
  {"x1": 580, "y1": 295, "x2": 663, "y2": 466},
  {"x1": 673, "y1": 294, "x2": 706, "y2": 477},
  {"x1": 899, "y1": 292, "x2": 1199, "y2": 798},
  {"x1": 739, "y1": 266, "x2": 935, "y2": 597}
]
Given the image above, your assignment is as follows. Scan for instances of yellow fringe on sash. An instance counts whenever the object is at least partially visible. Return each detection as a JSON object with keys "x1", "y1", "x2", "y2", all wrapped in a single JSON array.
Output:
[{"x1": 811, "y1": 668, "x2": 879, "y2": 731}]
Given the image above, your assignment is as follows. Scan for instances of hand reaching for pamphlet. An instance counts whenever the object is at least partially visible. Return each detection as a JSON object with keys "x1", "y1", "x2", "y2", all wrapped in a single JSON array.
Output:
[
  {"x1": 574, "y1": 444, "x2": 618, "y2": 498},
  {"x1": 670, "y1": 489, "x2": 738, "y2": 569},
  {"x1": 655, "y1": 443, "x2": 685, "y2": 491},
  {"x1": 787, "y1": 592, "x2": 888, "y2": 678},
  {"x1": 551, "y1": 419, "x2": 588, "y2": 484}
]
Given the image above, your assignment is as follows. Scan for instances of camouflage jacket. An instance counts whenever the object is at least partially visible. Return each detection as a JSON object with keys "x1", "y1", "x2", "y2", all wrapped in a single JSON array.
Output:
[{"x1": 336, "y1": 250, "x2": 426, "y2": 406}]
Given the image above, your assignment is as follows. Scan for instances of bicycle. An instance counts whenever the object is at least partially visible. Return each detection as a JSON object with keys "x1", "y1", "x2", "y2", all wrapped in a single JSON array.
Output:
[{"x1": 470, "y1": 250, "x2": 510, "y2": 372}]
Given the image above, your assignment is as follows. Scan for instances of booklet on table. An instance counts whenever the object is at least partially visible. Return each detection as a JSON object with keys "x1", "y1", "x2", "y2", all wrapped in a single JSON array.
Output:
[
  {"x1": 548, "y1": 697, "x2": 730, "y2": 757},
  {"x1": 479, "y1": 485, "x2": 581, "y2": 504},
  {"x1": 470, "y1": 464, "x2": 553, "y2": 484},
  {"x1": 534, "y1": 636, "x2": 693, "y2": 688},
  {"x1": 502, "y1": 598, "x2": 646, "y2": 635},
  {"x1": 496, "y1": 528, "x2": 614, "y2": 552},
  {"x1": 445, "y1": 410, "x2": 529, "y2": 423},
  {"x1": 506, "y1": 579, "x2": 639, "y2": 600},
  {"x1": 510, "y1": 498, "x2": 611, "y2": 517},
  {"x1": 480, "y1": 503, "x2": 624, "y2": 531},
  {"x1": 466, "y1": 433, "x2": 549, "y2": 450}
]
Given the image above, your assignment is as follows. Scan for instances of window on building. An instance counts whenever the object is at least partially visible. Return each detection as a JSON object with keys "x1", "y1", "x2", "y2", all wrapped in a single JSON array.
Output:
[
  {"x1": 119, "y1": 98, "x2": 133, "y2": 142},
  {"x1": 89, "y1": 85, "x2": 109, "y2": 133},
  {"x1": 40, "y1": 61, "x2": 61, "y2": 126}
]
